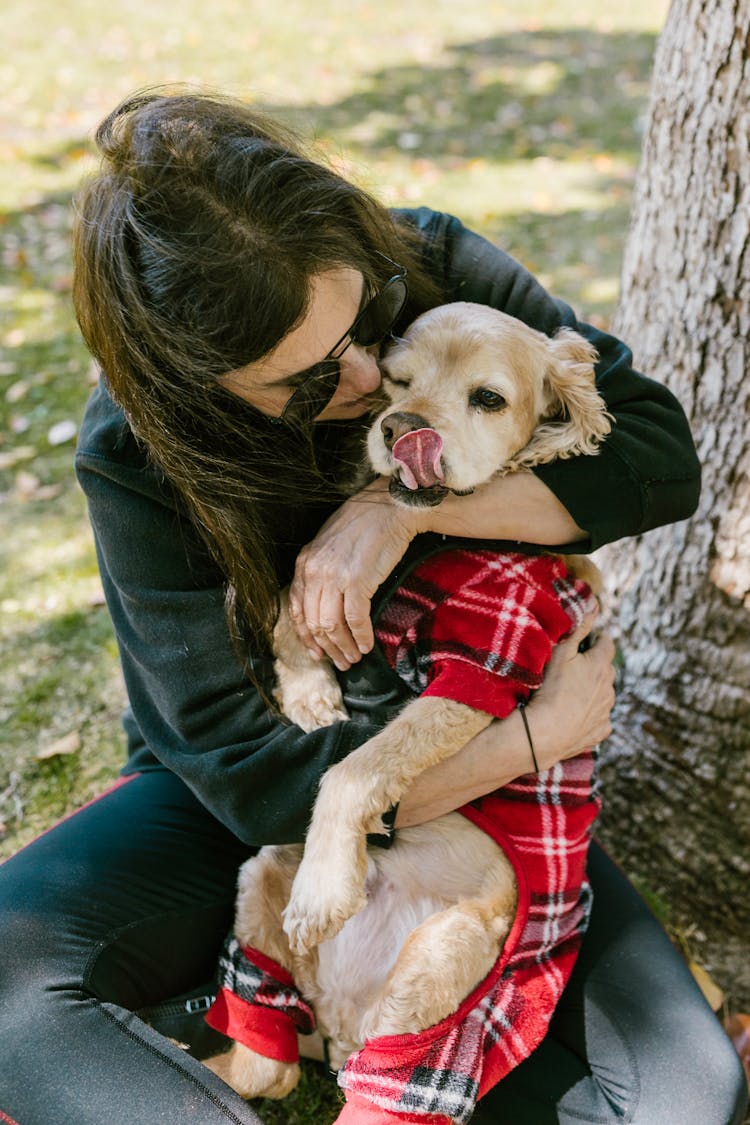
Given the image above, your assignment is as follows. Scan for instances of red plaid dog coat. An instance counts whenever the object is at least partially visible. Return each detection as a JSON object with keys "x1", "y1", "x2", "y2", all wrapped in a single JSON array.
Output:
[{"x1": 207, "y1": 549, "x2": 600, "y2": 1124}]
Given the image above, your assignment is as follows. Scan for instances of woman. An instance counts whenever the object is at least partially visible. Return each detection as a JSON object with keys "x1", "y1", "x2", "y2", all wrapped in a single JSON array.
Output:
[{"x1": 0, "y1": 89, "x2": 745, "y2": 1125}]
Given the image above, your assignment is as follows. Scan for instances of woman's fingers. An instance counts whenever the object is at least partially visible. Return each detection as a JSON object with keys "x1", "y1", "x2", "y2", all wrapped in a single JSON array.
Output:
[
  {"x1": 287, "y1": 482, "x2": 418, "y2": 668},
  {"x1": 529, "y1": 610, "x2": 618, "y2": 767},
  {"x1": 311, "y1": 583, "x2": 365, "y2": 670},
  {"x1": 290, "y1": 562, "x2": 366, "y2": 670},
  {"x1": 289, "y1": 577, "x2": 353, "y2": 669},
  {"x1": 342, "y1": 586, "x2": 375, "y2": 657},
  {"x1": 559, "y1": 601, "x2": 599, "y2": 650},
  {"x1": 287, "y1": 587, "x2": 325, "y2": 661}
]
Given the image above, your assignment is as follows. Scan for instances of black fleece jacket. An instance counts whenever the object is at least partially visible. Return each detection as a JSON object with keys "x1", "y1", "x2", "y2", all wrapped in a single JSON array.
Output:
[{"x1": 75, "y1": 207, "x2": 701, "y2": 846}]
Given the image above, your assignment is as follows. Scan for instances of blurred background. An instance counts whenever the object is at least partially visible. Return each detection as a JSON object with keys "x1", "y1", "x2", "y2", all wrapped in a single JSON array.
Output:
[{"x1": 0, "y1": 0, "x2": 668, "y2": 852}]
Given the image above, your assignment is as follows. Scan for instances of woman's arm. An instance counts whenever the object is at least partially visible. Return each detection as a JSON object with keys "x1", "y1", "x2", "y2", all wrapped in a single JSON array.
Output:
[
  {"x1": 77, "y1": 381, "x2": 603, "y2": 848},
  {"x1": 75, "y1": 381, "x2": 386, "y2": 847},
  {"x1": 414, "y1": 207, "x2": 702, "y2": 547}
]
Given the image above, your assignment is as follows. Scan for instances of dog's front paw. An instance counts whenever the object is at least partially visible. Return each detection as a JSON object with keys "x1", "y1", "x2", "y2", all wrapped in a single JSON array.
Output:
[
  {"x1": 283, "y1": 862, "x2": 367, "y2": 954},
  {"x1": 274, "y1": 659, "x2": 348, "y2": 733},
  {"x1": 278, "y1": 688, "x2": 348, "y2": 735}
]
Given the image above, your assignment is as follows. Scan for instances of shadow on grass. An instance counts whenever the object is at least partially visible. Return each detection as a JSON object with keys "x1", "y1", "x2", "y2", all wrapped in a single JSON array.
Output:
[
  {"x1": 253, "y1": 1060, "x2": 343, "y2": 1125},
  {"x1": 486, "y1": 197, "x2": 634, "y2": 321},
  {"x1": 263, "y1": 27, "x2": 656, "y2": 163},
  {"x1": 0, "y1": 596, "x2": 125, "y2": 856},
  {"x1": 1, "y1": 600, "x2": 119, "y2": 735},
  {"x1": 3, "y1": 26, "x2": 657, "y2": 206}
]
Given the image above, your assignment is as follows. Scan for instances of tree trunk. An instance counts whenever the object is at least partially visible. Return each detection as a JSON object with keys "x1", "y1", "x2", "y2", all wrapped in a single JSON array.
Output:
[{"x1": 596, "y1": 0, "x2": 750, "y2": 982}]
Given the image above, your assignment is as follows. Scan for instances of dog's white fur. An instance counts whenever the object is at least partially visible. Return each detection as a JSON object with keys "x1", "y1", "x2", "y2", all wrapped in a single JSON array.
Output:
[{"x1": 205, "y1": 303, "x2": 610, "y2": 1099}]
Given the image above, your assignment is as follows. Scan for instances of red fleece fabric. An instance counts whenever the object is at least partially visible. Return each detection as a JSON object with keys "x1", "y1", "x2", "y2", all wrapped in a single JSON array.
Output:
[
  {"x1": 205, "y1": 940, "x2": 316, "y2": 1063},
  {"x1": 338, "y1": 754, "x2": 598, "y2": 1123},
  {"x1": 376, "y1": 548, "x2": 591, "y2": 718}
]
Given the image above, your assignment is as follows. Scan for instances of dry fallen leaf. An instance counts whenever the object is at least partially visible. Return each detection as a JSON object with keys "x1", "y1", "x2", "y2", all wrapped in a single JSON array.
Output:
[
  {"x1": 15, "y1": 470, "x2": 40, "y2": 498},
  {"x1": 47, "y1": 419, "x2": 78, "y2": 445},
  {"x1": 5, "y1": 378, "x2": 30, "y2": 403},
  {"x1": 0, "y1": 445, "x2": 36, "y2": 470},
  {"x1": 34, "y1": 483, "x2": 65, "y2": 501},
  {"x1": 723, "y1": 1013, "x2": 750, "y2": 1084},
  {"x1": 688, "y1": 961, "x2": 725, "y2": 1012},
  {"x1": 14, "y1": 470, "x2": 63, "y2": 501},
  {"x1": 37, "y1": 730, "x2": 81, "y2": 760}
]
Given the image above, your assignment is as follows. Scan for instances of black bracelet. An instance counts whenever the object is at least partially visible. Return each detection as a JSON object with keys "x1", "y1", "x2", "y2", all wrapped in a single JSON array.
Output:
[{"x1": 517, "y1": 700, "x2": 540, "y2": 773}]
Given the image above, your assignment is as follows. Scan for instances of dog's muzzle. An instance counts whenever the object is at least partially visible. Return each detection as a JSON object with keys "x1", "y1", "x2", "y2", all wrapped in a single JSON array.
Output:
[{"x1": 388, "y1": 476, "x2": 450, "y2": 507}]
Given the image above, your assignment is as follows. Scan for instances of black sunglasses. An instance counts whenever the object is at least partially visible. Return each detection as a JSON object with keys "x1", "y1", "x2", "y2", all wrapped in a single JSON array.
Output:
[{"x1": 275, "y1": 258, "x2": 408, "y2": 426}]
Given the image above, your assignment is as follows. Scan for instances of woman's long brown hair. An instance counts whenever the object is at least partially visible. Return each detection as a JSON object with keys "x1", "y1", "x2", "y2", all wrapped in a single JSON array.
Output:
[{"x1": 73, "y1": 88, "x2": 444, "y2": 670}]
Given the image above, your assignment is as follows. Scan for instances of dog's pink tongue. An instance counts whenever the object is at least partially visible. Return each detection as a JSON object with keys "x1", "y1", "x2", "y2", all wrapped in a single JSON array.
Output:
[{"x1": 392, "y1": 429, "x2": 444, "y2": 490}]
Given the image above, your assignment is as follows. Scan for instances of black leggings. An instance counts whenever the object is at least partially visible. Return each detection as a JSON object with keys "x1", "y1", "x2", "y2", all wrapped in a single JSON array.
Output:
[{"x1": 0, "y1": 768, "x2": 746, "y2": 1125}]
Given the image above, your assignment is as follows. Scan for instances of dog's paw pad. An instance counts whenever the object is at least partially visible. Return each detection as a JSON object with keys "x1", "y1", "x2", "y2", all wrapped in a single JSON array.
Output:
[
  {"x1": 274, "y1": 673, "x2": 348, "y2": 732},
  {"x1": 284, "y1": 694, "x2": 348, "y2": 734}
]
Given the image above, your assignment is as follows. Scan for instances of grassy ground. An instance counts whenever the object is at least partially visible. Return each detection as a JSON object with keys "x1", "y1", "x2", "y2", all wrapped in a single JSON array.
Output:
[{"x1": 1, "y1": 2, "x2": 678, "y2": 1119}]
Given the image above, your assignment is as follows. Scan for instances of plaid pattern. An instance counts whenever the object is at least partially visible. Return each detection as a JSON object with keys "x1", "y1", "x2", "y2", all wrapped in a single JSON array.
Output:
[
  {"x1": 337, "y1": 550, "x2": 599, "y2": 1123},
  {"x1": 207, "y1": 548, "x2": 599, "y2": 1120},
  {"x1": 376, "y1": 548, "x2": 592, "y2": 718},
  {"x1": 205, "y1": 937, "x2": 316, "y2": 1063}
]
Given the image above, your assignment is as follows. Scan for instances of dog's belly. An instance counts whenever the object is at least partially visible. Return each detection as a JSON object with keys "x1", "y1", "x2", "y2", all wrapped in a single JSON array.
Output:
[{"x1": 311, "y1": 811, "x2": 515, "y2": 1061}]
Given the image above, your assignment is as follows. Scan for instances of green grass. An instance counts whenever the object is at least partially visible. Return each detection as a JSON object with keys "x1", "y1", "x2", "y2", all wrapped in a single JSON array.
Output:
[
  {"x1": 1, "y1": 1, "x2": 670, "y2": 1117},
  {"x1": 254, "y1": 1065, "x2": 345, "y2": 1124}
]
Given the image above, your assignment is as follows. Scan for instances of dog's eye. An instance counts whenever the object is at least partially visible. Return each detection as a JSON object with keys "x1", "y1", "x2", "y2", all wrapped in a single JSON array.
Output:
[
  {"x1": 470, "y1": 388, "x2": 507, "y2": 411},
  {"x1": 382, "y1": 371, "x2": 412, "y2": 389}
]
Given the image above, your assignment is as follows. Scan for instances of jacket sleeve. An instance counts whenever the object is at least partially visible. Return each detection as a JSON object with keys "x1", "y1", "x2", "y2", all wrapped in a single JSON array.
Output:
[
  {"x1": 397, "y1": 207, "x2": 701, "y2": 550},
  {"x1": 75, "y1": 382, "x2": 383, "y2": 847}
]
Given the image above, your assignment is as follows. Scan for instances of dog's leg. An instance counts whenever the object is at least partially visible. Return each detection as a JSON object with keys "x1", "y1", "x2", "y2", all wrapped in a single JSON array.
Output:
[
  {"x1": 273, "y1": 590, "x2": 348, "y2": 732},
  {"x1": 204, "y1": 1038, "x2": 301, "y2": 1101},
  {"x1": 361, "y1": 867, "x2": 518, "y2": 1040},
  {"x1": 204, "y1": 844, "x2": 308, "y2": 1100},
  {"x1": 283, "y1": 698, "x2": 494, "y2": 953},
  {"x1": 233, "y1": 844, "x2": 304, "y2": 968}
]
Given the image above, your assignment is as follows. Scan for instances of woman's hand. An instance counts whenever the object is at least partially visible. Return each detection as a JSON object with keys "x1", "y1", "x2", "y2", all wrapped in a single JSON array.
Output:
[
  {"x1": 289, "y1": 479, "x2": 423, "y2": 670},
  {"x1": 526, "y1": 605, "x2": 616, "y2": 769},
  {"x1": 397, "y1": 605, "x2": 616, "y2": 827},
  {"x1": 290, "y1": 470, "x2": 589, "y2": 670}
]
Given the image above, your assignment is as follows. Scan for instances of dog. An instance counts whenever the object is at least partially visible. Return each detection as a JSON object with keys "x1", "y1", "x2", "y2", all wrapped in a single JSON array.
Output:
[{"x1": 203, "y1": 303, "x2": 611, "y2": 1121}]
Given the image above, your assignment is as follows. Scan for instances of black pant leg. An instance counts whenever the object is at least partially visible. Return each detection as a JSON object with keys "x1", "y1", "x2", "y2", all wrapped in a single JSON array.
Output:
[
  {"x1": 474, "y1": 842, "x2": 748, "y2": 1124},
  {"x1": 0, "y1": 768, "x2": 266, "y2": 1125}
]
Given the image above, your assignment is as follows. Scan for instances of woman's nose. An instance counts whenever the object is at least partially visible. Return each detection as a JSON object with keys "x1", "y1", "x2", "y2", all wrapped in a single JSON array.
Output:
[{"x1": 343, "y1": 346, "x2": 381, "y2": 393}]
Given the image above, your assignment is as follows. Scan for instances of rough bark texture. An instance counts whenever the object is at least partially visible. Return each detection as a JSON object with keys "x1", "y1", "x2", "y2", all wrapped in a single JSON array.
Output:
[{"x1": 596, "y1": 0, "x2": 750, "y2": 1002}]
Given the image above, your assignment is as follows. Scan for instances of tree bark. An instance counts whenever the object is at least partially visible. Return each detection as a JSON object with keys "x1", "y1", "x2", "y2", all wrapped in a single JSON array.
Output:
[{"x1": 596, "y1": 0, "x2": 750, "y2": 968}]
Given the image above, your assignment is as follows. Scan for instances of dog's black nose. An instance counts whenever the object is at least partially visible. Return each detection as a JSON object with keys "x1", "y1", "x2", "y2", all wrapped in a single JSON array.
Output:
[{"x1": 380, "y1": 411, "x2": 430, "y2": 450}]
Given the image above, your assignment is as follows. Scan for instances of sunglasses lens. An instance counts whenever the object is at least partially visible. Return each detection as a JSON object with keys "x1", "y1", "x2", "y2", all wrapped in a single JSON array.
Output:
[
  {"x1": 281, "y1": 360, "x2": 341, "y2": 423},
  {"x1": 278, "y1": 266, "x2": 407, "y2": 425},
  {"x1": 354, "y1": 277, "x2": 408, "y2": 347}
]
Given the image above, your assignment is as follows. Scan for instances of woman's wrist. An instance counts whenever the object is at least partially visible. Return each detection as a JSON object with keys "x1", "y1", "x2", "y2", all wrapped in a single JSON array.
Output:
[
  {"x1": 363, "y1": 476, "x2": 427, "y2": 535},
  {"x1": 395, "y1": 709, "x2": 538, "y2": 828},
  {"x1": 412, "y1": 472, "x2": 586, "y2": 547}
]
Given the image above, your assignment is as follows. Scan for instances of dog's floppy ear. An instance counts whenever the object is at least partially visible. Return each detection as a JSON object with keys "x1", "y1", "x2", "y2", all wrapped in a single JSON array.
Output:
[{"x1": 511, "y1": 328, "x2": 613, "y2": 468}]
